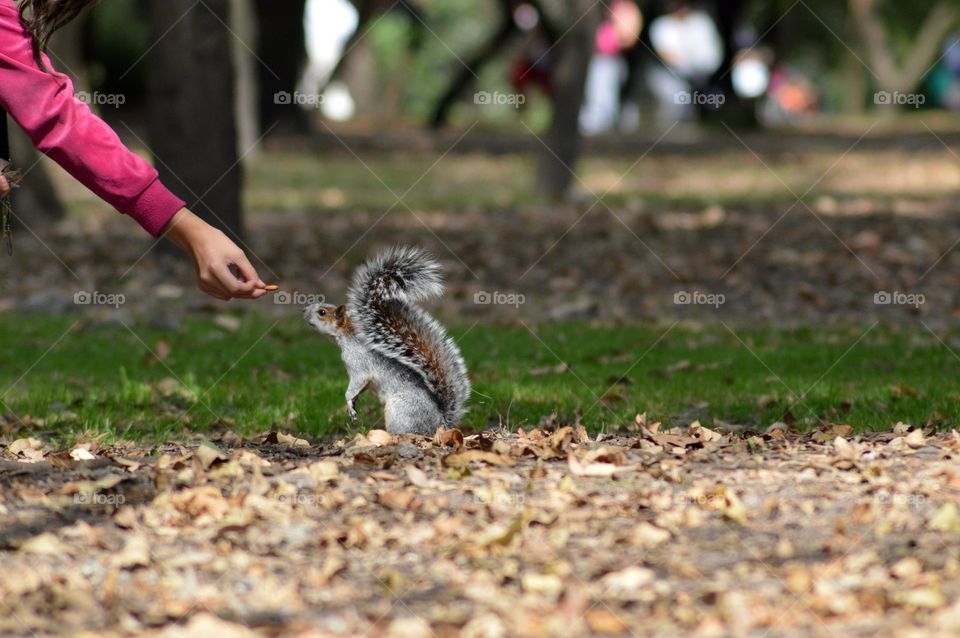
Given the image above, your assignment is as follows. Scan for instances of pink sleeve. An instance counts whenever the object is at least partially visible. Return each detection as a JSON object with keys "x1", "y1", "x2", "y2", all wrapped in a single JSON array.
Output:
[{"x1": 0, "y1": 0, "x2": 185, "y2": 237}]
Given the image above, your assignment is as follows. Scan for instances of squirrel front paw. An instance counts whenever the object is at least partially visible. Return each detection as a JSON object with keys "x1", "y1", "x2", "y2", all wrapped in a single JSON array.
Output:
[{"x1": 347, "y1": 403, "x2": 359, "y2": 423}]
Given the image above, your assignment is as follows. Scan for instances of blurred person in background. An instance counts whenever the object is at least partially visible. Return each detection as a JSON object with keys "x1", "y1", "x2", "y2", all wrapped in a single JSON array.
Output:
[
  {"x1": 0, "y1": 0, "x2": 267, "y2": 300},
  {"x1": 299, "y1": 0, "x2": 359, "y2": 122},
  {"x1": 929, "y1": 35, "x2": 960, "y2": 111},
  {"x1": 647, "y1": 0, "x2": 722, "y2": 122},
  {"x1": 579, "y1": 0, "x2": 642, "y2": 136},
  {"x1": 509, "y1": 3, "x2": 554, "y2": 106},
  {"x1": 760, "y1": 65, "x2": 818, "y2": 125}
]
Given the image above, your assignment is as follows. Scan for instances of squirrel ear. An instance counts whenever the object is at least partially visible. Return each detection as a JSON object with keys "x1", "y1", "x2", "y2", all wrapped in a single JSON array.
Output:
[{"x1": 335, "y1": 305, "x2": 347, "y2": 322}]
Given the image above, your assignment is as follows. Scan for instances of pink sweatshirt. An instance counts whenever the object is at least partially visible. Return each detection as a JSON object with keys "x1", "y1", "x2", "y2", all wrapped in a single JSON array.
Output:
[{"x1": 0, "y1": 0, "x2": 184, "y2": 236}]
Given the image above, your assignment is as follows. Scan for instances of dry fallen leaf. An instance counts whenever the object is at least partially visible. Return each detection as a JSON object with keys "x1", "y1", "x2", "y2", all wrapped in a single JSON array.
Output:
[
  {"x1": 235, "y1": 450, "x2": 270, "y2": 468},
  {"x1": 632, "y1": 521, "x2": 671, "y2": 547},
  {"x1": 195, "y1": 443, "x2": 228, "y2": 470},
  {"x1": 891, "y1": 556, "x2": 922, "y2": 579},
  {"x1": 113, "y1": 534, "x2": 150, "y2": 569},
  {"x1": 69, "y1": 446, "x2": 96, "y2": 461},
  {"x1": 897, "y1": 586, "x2": 947, "y2": 609},
  {"x1": 601, "y1": 566, "x2": 655, "y2": 595},
  {"x1": 307, "y1": 460, "x2": 340, "y2": 482},
  {"x1": 567, "y1": 447, "x2": 633, "y2": 476},
  {"x1": 378, "y1": 489, "x2": 416, "y2": 510},
  {"x1": 892, "y1": 421, "x2": 912, "y2": 434},
  {"x1": 19, "y1": 532, "x2": 68, "y2": 555},
  {"x1": 585, "y1": 609, "x2": 629, "y2": 634},
  {"x1": 162, "y1": 612, "x2": 258, "y2": 638},
  {"x1": 8, "y1": 437, "x2": 44, "y2": 457},
  {"x1": 112, "y1": 506, "x2": 138, "y2": 529},
  {"x1": 275, "y1": 432, "x2": 310, "y2": 448},
  {"x1": 689, "y1": 420, "x2": 723, "y2": 443},
  {"x1": 405, "y1": 465, "x2": 437, "y2": 489},
  {"x1": 367, "y1": 429, "x2": 395, "y2": 446},
  {"x1": 386, "y1": 617, "x2": 432, "y2": 638},
  {"x1": 434, "y1": 427, "x2": 464, "y2": 449},
  {"x1": 904, "y1": 429, "x2": 926, "y2": 448},
  {"x1": 520, "y1": 572, "x2": 564, "y2": 597},
  {"x1": 166, "y1": 487, "x2": 230, "y2": 522},
  {"x1": 833, "y1": 436, "x2": 858, "y2": 461},
  {"x1": 928, "y1": 503, "x2": 960, "y2": 533}
]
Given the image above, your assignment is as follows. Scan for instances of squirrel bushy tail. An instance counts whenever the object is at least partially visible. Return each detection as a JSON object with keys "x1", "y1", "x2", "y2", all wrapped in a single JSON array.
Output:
[{"x1": 347, "y1": 246, "x2": 471, "y2": 425}]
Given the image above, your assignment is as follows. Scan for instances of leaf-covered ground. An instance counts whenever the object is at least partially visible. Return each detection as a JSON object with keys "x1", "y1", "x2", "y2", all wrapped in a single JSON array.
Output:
[{"x1": 2, "y1": 422, "x2": 960, "y2": 637}]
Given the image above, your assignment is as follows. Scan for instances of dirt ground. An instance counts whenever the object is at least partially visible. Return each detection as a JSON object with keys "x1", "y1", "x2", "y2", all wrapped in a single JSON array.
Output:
[{"x1": 2, "y1": 421, "x2": 960, "y2": 637}]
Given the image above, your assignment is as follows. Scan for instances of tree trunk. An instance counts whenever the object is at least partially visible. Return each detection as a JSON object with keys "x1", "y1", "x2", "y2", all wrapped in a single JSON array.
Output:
[
  {"x1": 253, "y1": 0, "x2": 307, "y2": 135},
  {"x1": 342, "y1": 35, "x2": 379, "y2": 120},
  {"x1": 705, "y1": 0, "x2": 755, "y2": 126},
  {"x1": 326, "y1": 1, "x2": 427, "y2": 91},
  {"x1": 10, "y1": 127, "x2": 64, "y2": 223},
  {"x1": 849, "y1": 0, "x2": 960, "y2": 95},
  {"x1": 47, "y1": 18, "x2": 88, "y2": 93},
  {"x1": 147, "y1": 0, "x2": 242, "y2": 240},
  {"x1": 841, "y1": 9, "x2": 867, "y2": 115},
  {"x1": 429, "y1": 0, "x2": 516, "y2": 128},
  {"x1": 231, "y1": 0, "x2": 260, "y2": 156},
  {"x1": 535, "y1": 0, "x2": 600, "y2": 199}
]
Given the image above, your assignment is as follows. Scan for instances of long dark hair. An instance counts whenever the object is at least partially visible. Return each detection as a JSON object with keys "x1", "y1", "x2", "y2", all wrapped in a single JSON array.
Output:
[{"x1": 17, "y1": 0, "x2": 98, "y2": 67}]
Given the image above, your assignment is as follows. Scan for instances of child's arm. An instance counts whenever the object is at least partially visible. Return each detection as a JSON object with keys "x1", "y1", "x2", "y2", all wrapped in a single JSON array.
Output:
[{"x1": 0, "y1": 0, "x2": 265, "y2": 299}]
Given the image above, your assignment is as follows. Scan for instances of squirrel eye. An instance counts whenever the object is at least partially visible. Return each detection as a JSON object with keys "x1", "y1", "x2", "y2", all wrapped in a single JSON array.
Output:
[{"x1": 318, "y1": 308, "x2": 326, "y2": 317}]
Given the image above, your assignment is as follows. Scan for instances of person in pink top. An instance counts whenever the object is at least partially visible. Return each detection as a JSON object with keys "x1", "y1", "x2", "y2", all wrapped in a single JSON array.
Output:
[
  {"x1": 579, "y1": 0, "x2": 642, "y2": 135},
  {"x1": 0, "y1": 0, "x2": 268, "y2": 301}
]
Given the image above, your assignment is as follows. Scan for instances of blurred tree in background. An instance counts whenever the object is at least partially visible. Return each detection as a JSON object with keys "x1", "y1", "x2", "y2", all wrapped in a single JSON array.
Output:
[
  {"x1": 253, "y1": 0, "x2": 308, "y2": 135},
  {"x1": 147, "y1": 0, "x2": 241, "y2": 239}
]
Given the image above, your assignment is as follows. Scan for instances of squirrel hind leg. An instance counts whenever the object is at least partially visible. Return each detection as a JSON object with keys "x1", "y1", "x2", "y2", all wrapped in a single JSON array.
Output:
[{"x1": 383, "y1": 395, "x2": 443, "y2": 436}]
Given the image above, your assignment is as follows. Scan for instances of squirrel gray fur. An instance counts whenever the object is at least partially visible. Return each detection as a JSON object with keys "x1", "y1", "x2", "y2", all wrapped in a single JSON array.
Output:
[{"x1": 304, "y1": 246, "x2": 470, "y2": 435}]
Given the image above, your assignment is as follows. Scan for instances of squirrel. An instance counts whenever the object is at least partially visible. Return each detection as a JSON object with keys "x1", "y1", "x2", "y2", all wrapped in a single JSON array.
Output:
[{"x1": 304, "y1": 246, "x2": 471, "y2": 435}]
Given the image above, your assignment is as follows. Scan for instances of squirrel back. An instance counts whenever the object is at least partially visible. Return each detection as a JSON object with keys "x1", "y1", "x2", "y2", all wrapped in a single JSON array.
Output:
[{"x1": 347, "y1": 246, "x2": 470, "y2": 425}]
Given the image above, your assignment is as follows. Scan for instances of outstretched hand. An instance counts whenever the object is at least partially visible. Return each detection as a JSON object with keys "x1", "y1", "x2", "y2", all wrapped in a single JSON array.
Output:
[{"x1": 162, "y1": 208, "x2": 268, "y2": 301}]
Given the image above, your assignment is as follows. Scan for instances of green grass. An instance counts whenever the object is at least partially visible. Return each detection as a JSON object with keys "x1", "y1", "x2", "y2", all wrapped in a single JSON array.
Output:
[{"x1": 1, "y1": 314, "x2": 959, "y2": 445}]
